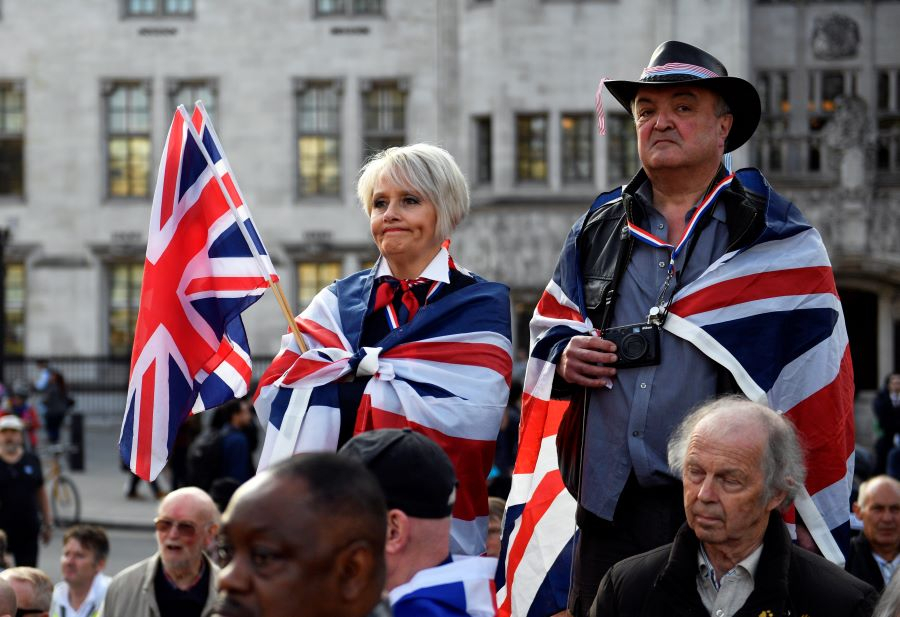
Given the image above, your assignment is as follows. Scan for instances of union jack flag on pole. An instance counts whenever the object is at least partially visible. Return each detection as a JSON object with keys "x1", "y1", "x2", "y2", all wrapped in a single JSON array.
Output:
[
  {"x1": 497, "y1": 168, "x2": 854, "y2": 615},
  {"x1": 120, "y1": 104, "x2": 278, "y2": 481}
]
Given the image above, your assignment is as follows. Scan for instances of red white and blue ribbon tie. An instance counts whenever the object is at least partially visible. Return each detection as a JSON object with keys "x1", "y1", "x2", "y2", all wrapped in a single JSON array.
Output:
[{"x1": 626, "y1": 173, "x2": 735, "y2": 274}]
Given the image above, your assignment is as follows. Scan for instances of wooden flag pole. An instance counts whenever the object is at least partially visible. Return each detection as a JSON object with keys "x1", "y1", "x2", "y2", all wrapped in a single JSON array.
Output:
[{"x1": 271, "y1": 280, "x2": 308, "y2": 353}]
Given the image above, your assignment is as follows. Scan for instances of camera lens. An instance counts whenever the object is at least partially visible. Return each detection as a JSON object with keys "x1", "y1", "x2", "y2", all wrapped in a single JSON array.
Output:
[{"x1": 620, "y1": 333, "x2": 649, "y2": 361}]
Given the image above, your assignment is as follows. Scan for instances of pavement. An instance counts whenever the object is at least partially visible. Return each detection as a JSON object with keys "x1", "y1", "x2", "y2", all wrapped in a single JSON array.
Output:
[{"x1": 48, "y1": 423, "x2": 163, "y2": 532}]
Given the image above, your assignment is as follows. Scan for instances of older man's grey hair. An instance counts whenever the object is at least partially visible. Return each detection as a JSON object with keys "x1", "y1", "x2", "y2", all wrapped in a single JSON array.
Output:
[{"x1": 667, "y1": 395, "x2": 806, "y2": 508}]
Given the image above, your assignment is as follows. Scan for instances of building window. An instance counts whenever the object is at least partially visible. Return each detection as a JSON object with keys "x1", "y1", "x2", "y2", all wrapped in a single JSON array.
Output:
[
  {"x1": 168, "y1": 79, "x2": 217, "y2": 119},
  {"x1": 5, "y1": 263, "x2": 24, "y2": 356},
  {"x1": 108, "y1": 262, "x2": 143, "y2": 356},
  {"x1": 105, "y1": 81, "x2": 152, "y2": 198},
  {"x1": 605, "y1": 114, "x2": 639, "y2": 184},
  {"x1": 756, "y1": 71, "x2": 791, "y2": 173},
  {"x1": 0, "y1": 82, "x2": 24, "y2": 197},
  {"x1": 124, "y1": 0, "x2": 193, "y2": 16},
  {"x1": 315, "y1": 0, "x2": 383, "y2": 16},
  {"x1": 297, "y1": 261, "x2": 342, "y2": 309},
  {"x1": 297, "y1": 81, "x2": 342, "y2": 197},
  {"x1": 561, "y1": 113, "x2": 593, "y2": 183},
  {"x1": 516, "y1": 113, "x2": 548, "y2": 182},
  {"x1": 807, "y1": 69, "x2": 857, "y2": 172},
  {"x1": 473, "y1": 116, "x2": 492, "y2": 185},
  {"x1": 361, "y1": 80, "x2": 406, "y2": 160},
  {"x1": 877, "y1": 68, "x2": 900, "y2": 174}
]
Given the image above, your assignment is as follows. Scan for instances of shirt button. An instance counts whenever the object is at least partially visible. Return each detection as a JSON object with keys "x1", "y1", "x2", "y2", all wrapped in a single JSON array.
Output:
[
  {"x1": 640, "y1": 382, "x2": 647, "y2": 389},
  {"x1": 716, "y1": 611, "x2": 724, "y2": 617},
  {"x1": 632, "y1": 431, "x2": 640, "y2": 437},
  {"x1": 658, "y1": 261, "x2": 666, "y2": 268},
  {"x1": 657, "y1": 223, "x2": 664, "y2": 230}
]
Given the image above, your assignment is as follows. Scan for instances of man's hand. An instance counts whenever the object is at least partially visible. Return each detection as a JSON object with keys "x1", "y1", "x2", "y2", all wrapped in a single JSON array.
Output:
[{"x1": 556, "y1": 335, "x2": 617, "y2": 388}]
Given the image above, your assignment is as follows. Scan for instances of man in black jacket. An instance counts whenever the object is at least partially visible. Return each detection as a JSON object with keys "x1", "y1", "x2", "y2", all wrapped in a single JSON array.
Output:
[
  {"x1": 848, "y1": 475, "x2": 900, "y2": 592},
  {"x1": 591, "y1": 396, "x2": 877, "y2": 617}
]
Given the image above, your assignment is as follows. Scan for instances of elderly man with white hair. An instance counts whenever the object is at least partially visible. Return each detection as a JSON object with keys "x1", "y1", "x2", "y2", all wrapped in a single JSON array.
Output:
[{"x1": 591, "y1": 395, "x2": 878, "y2": 617}]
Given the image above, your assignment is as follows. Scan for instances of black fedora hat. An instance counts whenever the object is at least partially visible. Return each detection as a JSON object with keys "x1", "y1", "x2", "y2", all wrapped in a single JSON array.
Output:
[{"x1": 604, "y1": 41, "x2": 761, "y2": 153}]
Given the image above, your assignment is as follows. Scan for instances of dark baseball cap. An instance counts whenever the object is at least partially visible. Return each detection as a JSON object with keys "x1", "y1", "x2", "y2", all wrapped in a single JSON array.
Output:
[{"x1": 338, "y1": 428, "x2": 457, "y2": 519}]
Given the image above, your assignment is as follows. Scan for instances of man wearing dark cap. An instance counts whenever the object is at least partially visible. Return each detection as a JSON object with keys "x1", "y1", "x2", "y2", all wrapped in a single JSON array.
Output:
[
  {"x1": 340, "y1": 429, "x2": 498, "y2": 617},
  {"x1": 530, "y1": 40, "x2": 851, "y2": 615}
]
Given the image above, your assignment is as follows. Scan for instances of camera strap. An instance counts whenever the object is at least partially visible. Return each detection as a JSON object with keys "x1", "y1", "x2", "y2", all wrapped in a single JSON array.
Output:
[{"x1": 627, "y1": 173, "x2": 735, "y2": 323}]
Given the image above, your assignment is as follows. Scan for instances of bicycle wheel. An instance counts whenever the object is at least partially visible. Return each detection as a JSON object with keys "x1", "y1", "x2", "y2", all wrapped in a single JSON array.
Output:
[{"x1": 51, "y1": 475, "x2": 81, "y2": 527}]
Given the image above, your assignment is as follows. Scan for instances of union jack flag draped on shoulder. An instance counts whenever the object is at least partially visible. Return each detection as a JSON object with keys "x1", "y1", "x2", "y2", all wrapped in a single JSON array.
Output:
[
  {"x1": 497, "y1": 168, "x2": 854, "y2": 616},
  {"x1": 120, "y1": 103, "x2": 278, "y2": 481},
  {"x1": 254, "y1": 263, "x2": 513, "y2": 556}
]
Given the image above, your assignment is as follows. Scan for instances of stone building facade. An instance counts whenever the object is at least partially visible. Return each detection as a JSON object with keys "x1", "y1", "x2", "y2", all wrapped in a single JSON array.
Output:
[{"x1": 0, "y1": 0, "x2": 897, "y2": 417}]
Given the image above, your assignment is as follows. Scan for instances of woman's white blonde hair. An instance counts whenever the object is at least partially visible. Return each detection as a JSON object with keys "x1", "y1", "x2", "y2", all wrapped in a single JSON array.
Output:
[{"x1": 356, "y1": 143, "x2": 470, "y2": 241}]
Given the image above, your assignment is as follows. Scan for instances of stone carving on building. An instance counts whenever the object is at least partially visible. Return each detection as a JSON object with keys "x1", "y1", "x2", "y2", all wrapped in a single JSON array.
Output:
[{"x1": 811, "y1": 13, "x2": 860, "y2": 60}]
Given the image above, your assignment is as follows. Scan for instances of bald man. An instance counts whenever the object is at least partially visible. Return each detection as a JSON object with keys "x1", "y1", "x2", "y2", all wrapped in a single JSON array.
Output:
[
  {"x1": 849, "y1": 475, "x2": 900, "y2": 592},
  {"x1": 100, "y1": 487, "x2": 220, "y2": 617},
  {"x1": 0, "y1": 567, "x2": 52, "y2": 617},
  {"x1": 0, "y1": 576, "x2": 16, "y2": 617}
]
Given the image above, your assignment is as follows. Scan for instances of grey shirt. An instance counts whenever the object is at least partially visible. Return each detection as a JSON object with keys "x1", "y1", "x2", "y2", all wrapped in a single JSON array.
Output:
[{"x1": 581, "y1": 179, "x2": 730, "y2": 518}]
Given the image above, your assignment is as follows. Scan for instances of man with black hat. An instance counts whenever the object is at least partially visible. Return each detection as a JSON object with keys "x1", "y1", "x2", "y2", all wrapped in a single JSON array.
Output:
[
  {"x1": 340, "y1": 429, "x2": 498, "y2": 617},
  {"x1": 532, "y1": 40, "x2": 851, "y2": 615}
]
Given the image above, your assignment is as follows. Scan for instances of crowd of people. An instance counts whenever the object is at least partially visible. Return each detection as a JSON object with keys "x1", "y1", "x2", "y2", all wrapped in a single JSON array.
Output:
[{"x1": 3, "y1": 38, "x2": 900, "y2": 617}]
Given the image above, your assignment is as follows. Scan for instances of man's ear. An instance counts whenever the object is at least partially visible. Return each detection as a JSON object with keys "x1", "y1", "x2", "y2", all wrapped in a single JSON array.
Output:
[
  {"x1": 718, "y1": 112, "x2": 734, "y2": 150},
  {"x1": 385, "y1": 509, "x2": 410, "y2": 556},
  {"x1": 336, "y1": 540, "x2": 377, "y2": 602}
]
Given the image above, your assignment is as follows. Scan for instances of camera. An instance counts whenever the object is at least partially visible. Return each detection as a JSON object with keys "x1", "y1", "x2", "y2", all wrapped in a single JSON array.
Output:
[{"x1": 602, "y1": 322, "x2": 661, "y2": 368}]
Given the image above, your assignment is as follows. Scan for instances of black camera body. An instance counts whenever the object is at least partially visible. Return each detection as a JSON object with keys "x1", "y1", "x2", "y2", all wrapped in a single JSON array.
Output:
[{"x1": 603, "y1": 322, "x2": 661, "y2": 368}]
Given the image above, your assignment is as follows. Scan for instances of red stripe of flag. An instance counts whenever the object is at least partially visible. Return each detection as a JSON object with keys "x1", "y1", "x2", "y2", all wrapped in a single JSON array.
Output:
[
  {"x1": 536, "y1": 290, "x2": 584, "y2": 323},
  {"x1": 185, "y1": 276, "x2": 270, "y2": 295},
  {"x1": 669, "y1": 266, "x2": 836, "y2": 317},
  {"x1": 384, "y1": 341, "x2": 512, "y2": 385},
  {"x1": 498, "y1": 472, "x2": 566, "y2": 616},
  {"x1": 296, "y1": 317, "x2": 347, "y2": 351},
  {"x1": 160, "y1": 113, "x2": 184, "y2": 228},
  {"x1": 254, "y1": 350, "x2": 300, "y2": 394},
  {"x1": 136, "y1": 360, "x2": 156, "y2": 480},
  {"x1": 514, "y1": 395, "x2": 569, "y2": 475},
  {"x1": 785, "y1": 346, "x2": 855, "y2": 495}
]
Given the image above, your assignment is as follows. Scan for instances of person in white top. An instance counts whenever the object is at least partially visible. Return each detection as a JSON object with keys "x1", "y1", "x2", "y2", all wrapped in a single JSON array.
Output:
[{"x1": 50, "y1": 525, "x2": 111, "y2": 617}]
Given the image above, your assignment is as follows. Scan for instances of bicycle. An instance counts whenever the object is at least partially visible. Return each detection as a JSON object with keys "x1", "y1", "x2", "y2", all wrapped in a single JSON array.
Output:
[{"x1": 40, "y1": 443, "x2": 82, "y2": 527}]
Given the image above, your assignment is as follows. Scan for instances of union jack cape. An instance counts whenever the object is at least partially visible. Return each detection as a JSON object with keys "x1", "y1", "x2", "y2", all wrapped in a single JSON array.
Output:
[
  {"x1": 497, "y1": 168, "x2": 854, "y2": 616},
  {"x1": 390, "y1": 555, "x2": 499, "y2": 617},
  {"x1": 120, "y1": 104, "x2": 278, "y2": 481},
  {"x1": 254, "y1": 262, "x2": 513, "y2": 555}
]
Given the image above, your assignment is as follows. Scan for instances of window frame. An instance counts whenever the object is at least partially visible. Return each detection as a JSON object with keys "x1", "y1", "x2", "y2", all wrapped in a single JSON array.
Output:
[
  {"x1": 296, "y1": 260, "x2": 343, "y2": 310},
  {"x1": 107, "y1": 261, "x2": 144, "y2": 357},
  {"x1": 515, "y1": 112, "x2": 549, "y2": 183},
  {"x1": 604, "y1": 112, "x2": 640, "y2": 186},
  {"x1": 314, "y1": 0, "x2": 384, "y2": 17},
  {"x1": 103, "y1": 79, "x2": 153, "y2": 200},
  {"x1": 167, "y1": 78, "x2": 218, "y2": 122},
  {"x1": 560, "y1": 111, "x2": 594, "y2": 184},
  {"x1": 0, "y1": 80, "x2": 25, "y2": 199},
  {"x1": 4, "y1": 261, "x2": 24, "y2": 357},
  {"x1": 473, "y1": 115, "x2": 492, "y2": 186},
  {"x1": 122, "y1": 0, "x2": 195, "y2": 18},
  {"x1": 295, "y1": 79, "x2": 343, "y2": 199},
  {"x1": 360, "y1": 79, "x2": 408, "y2": 162}
]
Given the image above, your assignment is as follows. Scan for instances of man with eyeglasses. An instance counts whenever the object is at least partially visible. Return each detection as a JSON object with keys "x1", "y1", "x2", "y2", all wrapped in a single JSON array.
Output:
[
  {"x1": 0, "y1": 566, "x2": 52, "y2": 617},
  {"x1": 100, "y1": 487, "x2": 220, "y2": 617}
]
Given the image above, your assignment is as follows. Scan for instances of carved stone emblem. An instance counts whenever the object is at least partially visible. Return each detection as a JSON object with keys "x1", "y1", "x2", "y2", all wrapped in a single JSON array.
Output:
[{"x1": 812, "y1": 13, "x2": 860, "y2": 60}]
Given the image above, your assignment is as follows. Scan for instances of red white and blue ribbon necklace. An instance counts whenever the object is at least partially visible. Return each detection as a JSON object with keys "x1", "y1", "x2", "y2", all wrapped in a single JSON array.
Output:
[{"x1": 627, "y1": 173, "x2": 735, "y2": 276}]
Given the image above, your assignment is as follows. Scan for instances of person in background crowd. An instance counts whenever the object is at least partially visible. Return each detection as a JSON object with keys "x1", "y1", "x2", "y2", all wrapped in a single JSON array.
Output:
[
  {"x1": 0, "y1": 577, "x2": 15, "y2": 617},
  {"x1": 214, "y1": 453, "x2": 387, "y2": 617},
  {"x1": 169, "y1": 415, "x2": 202, "y2": 491},
  {"x1": 50, "y1": 525, "x2": 111, "y2": 617},
  {"x1": 490, "y1": 381, "x2": 521, "y2": 500},
  {"x1": 849, "y1": 476, "x2": 900, "y2": 592},
  {"x1": 100, "y1": 488, "x2": 220, "y2": 617},
  {"x1": 0, "y1": 416, "x2": 52, "y2": 567},
  {"x1": 875, "y1": 374, "x2": 900, "y2": 477},
  {"x1": 487, "y1": 497, "x2": 506, "y2": 558},
  {"x1": 0, "y1": 567, "x2": 52, "y2": 617},
  {"x1": 32, "y1": 360, "x2": 51, "y2": 419},
  {"x1": 590, "y1": 396, "x2": 876, "y2": 617},
  {"x1": 3, "y1": 387, "x2": 41, "y2": 451},
  {"x1": 42, "y1": 370, "x2": 71, "y2": 446},
  {"x1": 340, "y1": 429, "x2": 498, "y2": 617},
  {"x1": 215, "y1": 399, "x2": 255, "y2": 486}
]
